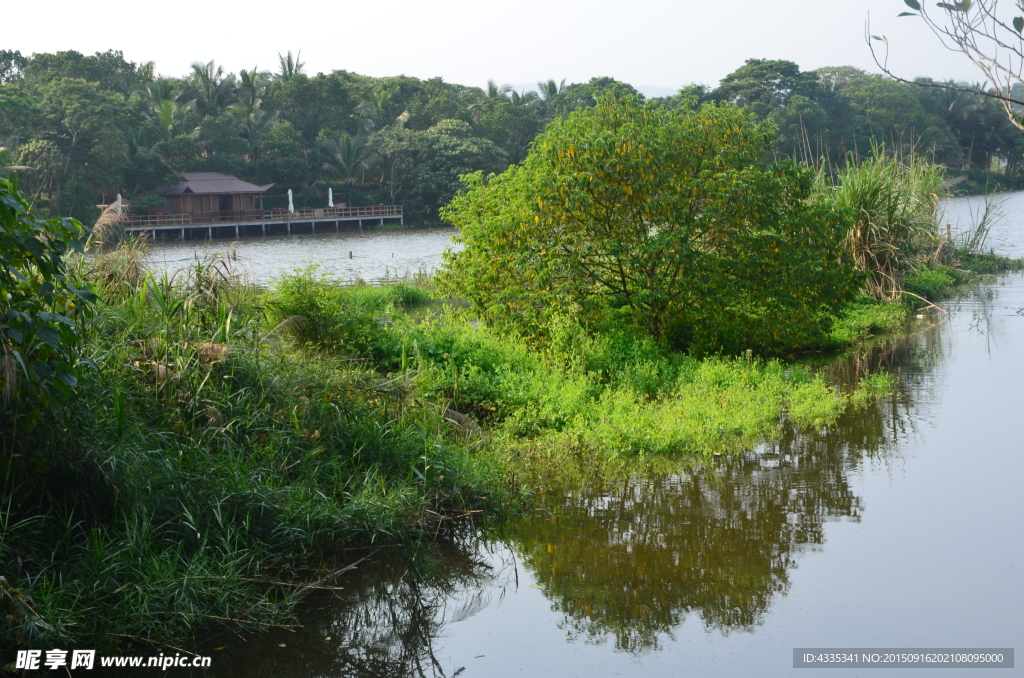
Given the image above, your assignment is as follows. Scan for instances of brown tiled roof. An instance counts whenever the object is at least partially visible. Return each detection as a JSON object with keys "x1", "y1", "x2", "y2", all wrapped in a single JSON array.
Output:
[{"x1": 155, "y1": 172, "x2": 274, "y2": 196}]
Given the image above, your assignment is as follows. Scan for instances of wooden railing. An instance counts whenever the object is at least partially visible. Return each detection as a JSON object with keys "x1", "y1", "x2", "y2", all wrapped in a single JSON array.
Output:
[{"x1": 124, "y1": 205, "x2": 402, "y2": 228}]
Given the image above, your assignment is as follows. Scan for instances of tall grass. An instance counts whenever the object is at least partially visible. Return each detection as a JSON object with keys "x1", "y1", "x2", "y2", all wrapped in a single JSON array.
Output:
[
  {"x1": 818, "y1": 150, "x2": 945, "y2": 301},
  {"x1": 0, "y1": 245, "x2": 503, "y2": 657}
]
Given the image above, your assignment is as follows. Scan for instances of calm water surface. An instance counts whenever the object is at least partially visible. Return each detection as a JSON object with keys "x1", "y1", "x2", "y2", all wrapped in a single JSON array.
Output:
[
  {"x1": 145, "y1": 227, "x2": 460, "y2": 285},
  {"x1": 181, "y1": 198, "x2": 1022, "y2": 676},
  {"x1": 941, "y1": 190, "x2": 1024, "y2": 258}
]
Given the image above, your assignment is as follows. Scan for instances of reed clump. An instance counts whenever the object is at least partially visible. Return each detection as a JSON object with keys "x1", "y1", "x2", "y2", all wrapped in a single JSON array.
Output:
[{"x1": 816, "y1": 150, "x2": 945, "y2": 301}]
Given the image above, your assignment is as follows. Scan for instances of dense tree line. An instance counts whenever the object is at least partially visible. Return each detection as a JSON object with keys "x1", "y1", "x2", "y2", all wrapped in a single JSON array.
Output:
[
  {"x1": 1, "y1": 50, "x2": 1022, "y2": 224},
  {"x1": 681, "y1": 59, "x2": 1024, "y2": 178}
]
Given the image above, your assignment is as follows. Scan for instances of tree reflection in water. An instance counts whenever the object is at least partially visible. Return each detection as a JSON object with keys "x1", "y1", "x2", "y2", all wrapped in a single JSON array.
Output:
[
  {"x1": 202, "y1": 327, "x2": 943, "y2": 674},
  {"x1": 508, "y1": 331, "x2": 934, "y2": 653}
]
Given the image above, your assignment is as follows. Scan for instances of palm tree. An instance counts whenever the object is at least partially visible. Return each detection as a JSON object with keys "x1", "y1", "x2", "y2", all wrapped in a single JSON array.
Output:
[
  {"x1": 135, "y1": 78, "x2": 198, "y2": 144},
  {"x1": 357, "y1": 88, "x2": 399, "y2": 131},
  {"x1": 145, "y1": 98, "x2": 198, "y2": 143},
  {"x1": 485, "y1": 79, "x2": 511, "y2": 98},
  {"x1": 189, "y1": 60, "x2": 237, "y2": 112},
  {"x1": 235, "y1": 105, "x2": 277, "y2": 155},
  {"x1": 537, "y1": 78, "x2": 567, "y2": 102},
  {"x1": 277, "y1": 50, "x2": 305, "y2": 80},
  {"x1": 237, "y1": 67, "x2": 269, "y2": 114},
  {"x1": 134, "y1": 78, "x2": 182, "y2": 107},
  {"x1": 322, "y1": 132, "x2": 375, "y2": 200},
  {"x1": 509, "y1": 89, "x2": 541, "y2": 110}
]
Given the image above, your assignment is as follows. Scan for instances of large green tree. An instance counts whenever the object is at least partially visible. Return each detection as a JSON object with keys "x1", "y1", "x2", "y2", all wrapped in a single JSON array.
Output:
[
  {"x1": 441, "y1": 95, "x2": 858, "y2": 354},
  {"x1": 373, "y1": 119, "x2": 507, "y2": 222},
  {"x1": 31, "y1": 78, "x2": 129, "y2": 215},
  {"x1": 713, "y1": 59, "x2": 820, "y2": 121}
]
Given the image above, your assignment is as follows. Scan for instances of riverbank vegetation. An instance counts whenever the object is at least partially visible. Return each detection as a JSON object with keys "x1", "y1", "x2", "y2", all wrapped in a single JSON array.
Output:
[
  {"x1": 0, "y1": 176, "x2": 505, "y2": 656},
  {"x1": 3, "y1": 57, "x2": 1023, "y2": 662}
]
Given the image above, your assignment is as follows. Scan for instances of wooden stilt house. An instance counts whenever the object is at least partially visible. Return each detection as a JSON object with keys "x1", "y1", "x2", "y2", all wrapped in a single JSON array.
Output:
[{"x1": 154, "y1": 172, "x2": 274, "y2": 221}]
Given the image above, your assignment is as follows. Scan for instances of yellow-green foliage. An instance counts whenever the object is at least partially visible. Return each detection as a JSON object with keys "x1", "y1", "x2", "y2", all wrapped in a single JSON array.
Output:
[
  {"x1": 366, "y1": 305, "x2": 891, "y2": 479},
  {"x1": 826, "y1": 296, "x2": 909, "y2": 347},
  {"x1": 441, "y1": 95, "x2": 858, "y2": 355}
]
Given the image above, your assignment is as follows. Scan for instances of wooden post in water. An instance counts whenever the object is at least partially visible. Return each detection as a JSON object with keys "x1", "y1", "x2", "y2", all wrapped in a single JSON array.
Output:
[{"x1": 348, "y1": 251, "x2": 352, "y2": 259}]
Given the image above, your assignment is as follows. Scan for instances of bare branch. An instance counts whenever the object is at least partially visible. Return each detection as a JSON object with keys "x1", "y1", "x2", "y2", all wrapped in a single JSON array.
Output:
[{"x1": 867, "y1": 2, "x2": 1024, "y2": 131}]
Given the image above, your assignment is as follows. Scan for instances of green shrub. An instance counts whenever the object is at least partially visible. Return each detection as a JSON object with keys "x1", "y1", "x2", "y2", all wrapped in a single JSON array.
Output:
[
  {"x1": 269, "y1": 271, "x2": 433, "y2": 357},
  {"x1": 903, "y1": 265, "x2": 959, "y2": 301},
  {"x1": 0, "y1": 260, "x2": 498, "y2": 656},
  {"x1": 959, "y1": 252, "x2": 1023, "y2": 275},
  {"x1": 825, "y1": 297, "x2": 908, "y2": 347},
  {"x1": 440, "y1": 95, "x2": 858, "y2": 355}
]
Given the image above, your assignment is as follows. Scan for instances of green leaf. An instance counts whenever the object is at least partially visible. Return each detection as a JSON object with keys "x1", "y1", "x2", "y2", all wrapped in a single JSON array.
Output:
[
  {"x1": 937, "y1": 2, "x2": 957, "y2": 9},
  {"x1": 871, "y1": 35, "x2": 887, "y2": 41},
  {"x1": 38, "y1": 328, "x2": 61, "y2": 348},
  {"x1": 904, "y1": 0, "x2": 921, "y2": 9},
  {"x1": 1014, "y1": 16, "x2": 1024, "y2": 33},
  {"x1": 898, "y1": 12, "x2": 918, "y2": 16}
]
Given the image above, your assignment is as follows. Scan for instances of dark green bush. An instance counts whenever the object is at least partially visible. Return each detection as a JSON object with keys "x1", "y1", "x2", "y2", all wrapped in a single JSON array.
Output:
[
  {"x1": 959, "y1": 252, "x2": 1023, "y2": 275},
  {"x1": 269, "y1": 270, "x2": 433, "y2": 357},
  {"x1": 903, "y1": 265, "x2": 959, "y2": 301},
  {"x1": 0, "y1": 174, "x2": 95, "y2": 402}
]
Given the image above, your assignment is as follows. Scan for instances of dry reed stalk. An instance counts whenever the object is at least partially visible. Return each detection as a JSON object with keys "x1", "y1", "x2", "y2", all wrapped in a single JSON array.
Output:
[{"x1": 91, "y1": 202, "x2": 128, "y2": 249}]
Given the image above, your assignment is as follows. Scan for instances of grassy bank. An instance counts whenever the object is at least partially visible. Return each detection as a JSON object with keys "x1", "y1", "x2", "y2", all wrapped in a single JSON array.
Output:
[
  {"x1": 272, "y1": 269, "x2": 897, "y2": 485},
  {"x1": 0, "y1": 254, "x2": 504, "y2": 659}
]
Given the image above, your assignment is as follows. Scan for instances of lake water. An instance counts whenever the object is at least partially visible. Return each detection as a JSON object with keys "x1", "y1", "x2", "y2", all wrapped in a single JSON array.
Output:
[
  {"x1": 145, "y1": 226, "x2": 461, "y2": 285},
  {"x1": 170, "y1": 198, "x2": 1024, "y2": 676},
  {"x1": 940, "y1": 190, "x2": 1024, "y2": 259}
]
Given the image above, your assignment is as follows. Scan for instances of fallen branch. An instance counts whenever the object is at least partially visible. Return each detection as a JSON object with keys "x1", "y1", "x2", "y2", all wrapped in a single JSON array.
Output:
[
  {"x1": 899, "y1": 290, "x2": 949, "y2": 315},
  {"x1": 281, "y1": 549, "x2": 379, "y2": 606}
]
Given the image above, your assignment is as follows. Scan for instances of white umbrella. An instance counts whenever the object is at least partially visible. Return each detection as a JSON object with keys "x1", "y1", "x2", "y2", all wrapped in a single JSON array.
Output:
[
  {"x1": 328, "y1": 188, "x2": 334, "y2": 208},
  {"x1": 287, "y1": 189, "x2": 294, "y2": 214}
]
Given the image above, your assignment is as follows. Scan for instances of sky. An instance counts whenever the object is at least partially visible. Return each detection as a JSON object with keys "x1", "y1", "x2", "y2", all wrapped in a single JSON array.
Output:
[{"x1": 8, "y1": 0, "x2": 982, "y2": 91}]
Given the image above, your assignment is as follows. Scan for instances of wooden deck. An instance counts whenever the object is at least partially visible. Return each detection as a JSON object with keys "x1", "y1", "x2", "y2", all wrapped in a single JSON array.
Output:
[{"x1": 123, "y1": 205, "x2": 403, "y2": 240}]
